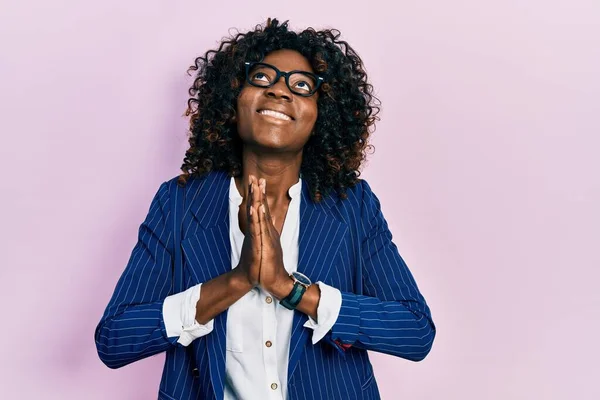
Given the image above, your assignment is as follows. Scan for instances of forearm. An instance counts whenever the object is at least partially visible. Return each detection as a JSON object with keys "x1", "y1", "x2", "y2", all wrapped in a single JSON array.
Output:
[
  {"x1": 95, "y1": 301, "x2": 173, "y2": 369},
  {"x1": 195, "y1": 266, "x2": 254, "y2": 324},
  {"x1": 332, "y1": 292, "x2": 436, "y2": 361}
]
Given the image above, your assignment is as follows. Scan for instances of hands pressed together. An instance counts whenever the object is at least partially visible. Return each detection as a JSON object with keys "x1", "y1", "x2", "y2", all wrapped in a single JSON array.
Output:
[{"x1": 237, "y1": 174, "x2": 293, "y2": 299}]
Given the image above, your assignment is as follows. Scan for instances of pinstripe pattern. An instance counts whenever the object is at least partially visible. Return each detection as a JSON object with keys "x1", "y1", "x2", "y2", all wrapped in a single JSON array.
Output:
[{"x1": 95, "y1": 170, "x2": 436, "y2": 399}]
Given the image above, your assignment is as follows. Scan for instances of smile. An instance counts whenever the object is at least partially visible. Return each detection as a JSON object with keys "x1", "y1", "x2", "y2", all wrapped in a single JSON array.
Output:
[{"x1": 257, "y1": 109, "x2": 293, "y2": 121}]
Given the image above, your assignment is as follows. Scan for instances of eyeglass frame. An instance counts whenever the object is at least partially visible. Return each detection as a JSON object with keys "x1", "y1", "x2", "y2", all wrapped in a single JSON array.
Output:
[{"x1": 244, "y1": 61, "x2": 324, "y2": 97}]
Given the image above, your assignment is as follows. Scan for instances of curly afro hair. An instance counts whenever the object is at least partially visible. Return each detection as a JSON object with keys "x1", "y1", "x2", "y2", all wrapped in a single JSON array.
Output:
[{"x1": 180, "y1": 17, "x2": 380, "y2": 203}]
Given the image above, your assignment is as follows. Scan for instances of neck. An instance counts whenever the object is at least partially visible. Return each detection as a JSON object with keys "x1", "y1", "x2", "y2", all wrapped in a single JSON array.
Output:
[{"x1": 235, "y1": 147, "x2": 302, "y2": 206}]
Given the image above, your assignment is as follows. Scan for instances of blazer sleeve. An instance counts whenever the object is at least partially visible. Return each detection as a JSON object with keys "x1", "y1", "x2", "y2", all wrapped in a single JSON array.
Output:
[
  {"x1": 329, "y1": 180, "x2": 437, "y2": 361},
  {"x1": 94, "y1": 181, "x2": 181, "y2": 369}
]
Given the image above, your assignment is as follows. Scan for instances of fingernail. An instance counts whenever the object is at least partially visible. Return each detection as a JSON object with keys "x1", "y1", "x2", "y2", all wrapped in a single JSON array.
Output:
[
  {"x1": 261, "y1": 204, "x2": 265, "y2": 214},
  {"x1": 250, "y1": 206, "x2": 253, "y2": 216},
  {"x1": 262, "y1": 184, "x2": 266, "y2": 194},
  {"x1": 251, "y1": 182, "x2": 253, "y2": 193}
]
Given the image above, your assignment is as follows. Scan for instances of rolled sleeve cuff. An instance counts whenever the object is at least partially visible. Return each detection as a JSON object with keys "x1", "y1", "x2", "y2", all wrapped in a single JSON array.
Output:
[
  {"x1": 303, "y1": 282, "x2": 342, "y2": 344},
  {"x1": 330, "y1": 291, "x2": 360, "y2": 345},
  {"x1": 162, "y1": 283, "x2": 214, "y2": 347}
]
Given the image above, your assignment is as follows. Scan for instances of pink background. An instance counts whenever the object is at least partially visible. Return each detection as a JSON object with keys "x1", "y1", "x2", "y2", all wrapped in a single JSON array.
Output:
[{"x1": 1, "y1": 1, "x2": 599, "y2": 398}]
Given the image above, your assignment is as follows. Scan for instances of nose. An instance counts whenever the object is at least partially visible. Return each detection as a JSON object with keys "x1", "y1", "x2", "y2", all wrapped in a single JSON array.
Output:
[{"x1": 265, "y1": 77, "x2": 292, "y2": 101}]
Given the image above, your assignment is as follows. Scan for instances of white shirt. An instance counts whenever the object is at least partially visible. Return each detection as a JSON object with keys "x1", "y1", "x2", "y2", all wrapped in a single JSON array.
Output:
[{"x1": 163, "y1": 176, "x2": 342, "y2": 400}]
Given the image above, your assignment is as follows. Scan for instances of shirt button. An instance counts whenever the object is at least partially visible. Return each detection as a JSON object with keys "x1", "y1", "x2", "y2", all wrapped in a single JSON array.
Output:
[
  {"x1": 265, "y1": 340, "x2": 272, "y2": 348},
  {"x1": 265, "y1": 296, "x2": 273, "y2": 304},
  {"x1": 271, "y1": 383, "x2": 278, "y2": 390}
]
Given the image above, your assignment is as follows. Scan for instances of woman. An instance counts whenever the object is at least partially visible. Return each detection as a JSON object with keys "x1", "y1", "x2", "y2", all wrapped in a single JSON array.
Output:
[{"x1": 95, "y1": 18, "x2": 436, "y2": 400}]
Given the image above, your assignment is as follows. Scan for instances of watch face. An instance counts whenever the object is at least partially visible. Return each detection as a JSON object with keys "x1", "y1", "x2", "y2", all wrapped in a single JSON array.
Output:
[{"x1": 292, "y1": 271, "x2": 311, "y2": 286}]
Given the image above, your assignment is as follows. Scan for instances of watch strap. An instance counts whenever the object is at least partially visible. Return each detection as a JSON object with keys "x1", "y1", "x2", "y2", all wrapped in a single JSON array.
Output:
[{"x1": 280, "y1": 281, "x2": 307, "y2": 310}]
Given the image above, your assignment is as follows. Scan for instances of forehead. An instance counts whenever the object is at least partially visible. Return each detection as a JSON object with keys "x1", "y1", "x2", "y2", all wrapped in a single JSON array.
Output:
[{"x1": 262, "y1": 49, "x2": 314, "y2": 73}]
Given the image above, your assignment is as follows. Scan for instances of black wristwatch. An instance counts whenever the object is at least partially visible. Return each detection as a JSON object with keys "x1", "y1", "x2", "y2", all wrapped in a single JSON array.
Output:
[{"x1": 279, "y1": 271, "x2": 311, "y2": 310}]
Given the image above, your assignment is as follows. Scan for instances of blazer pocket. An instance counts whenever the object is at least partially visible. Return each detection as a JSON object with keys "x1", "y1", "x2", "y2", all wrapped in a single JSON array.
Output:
[
  {"x1": 361, "y1": 372, "x2": 375, "y2": 391},
  {"x1": 158, "y1": 389, "x2": 178, "y2": 400},
  {"x1": 361, "y1": 360, "x2": 375, "y2": 391}
]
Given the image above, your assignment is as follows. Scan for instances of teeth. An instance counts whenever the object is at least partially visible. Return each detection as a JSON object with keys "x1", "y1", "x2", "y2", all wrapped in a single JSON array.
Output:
[{"x1": 259, "y1": 109, "x2": 292, "y2": 121}]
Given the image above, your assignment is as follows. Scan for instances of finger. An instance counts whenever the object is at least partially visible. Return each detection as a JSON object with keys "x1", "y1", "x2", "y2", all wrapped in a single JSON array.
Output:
[
  {"x1": 249, "y1": 204, "x2": 261, "y2": 240},
  {"x1": 250, "y1": 176, "x2": 260, "y2": 238},
  {"x1": 246, "y1": 175, "x2": 253, "y2": 218},
  {"x1": 249, "y1": 189, "x2": 261, "y2": 241},
  {"x1": 259, "y1": 201, "x2": 270, "y2": 242},
  {"x1": 261, "y1": 181, "x2": 274, "y2": 227},
  {"x1": 253, "y1": 176, "x2": 262, "y2": 212},
  {"x1": 253, "y1": 176, "x2": 263, "y2": 211},
  {"x1": 248, "y1": 176, "x2": 258, "y2": 236}
]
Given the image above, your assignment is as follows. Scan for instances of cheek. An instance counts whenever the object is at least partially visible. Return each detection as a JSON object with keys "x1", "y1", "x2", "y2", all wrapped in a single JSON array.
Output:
[
  {"x1": 303, "y1": 104, "x2": 318, "y2": 125},
  {"x1": 236, "y1": 88, "x2": 254, "y2": 114},
  {"x1": 236, "y1": 93, "x2": 246, "y2": 112}
]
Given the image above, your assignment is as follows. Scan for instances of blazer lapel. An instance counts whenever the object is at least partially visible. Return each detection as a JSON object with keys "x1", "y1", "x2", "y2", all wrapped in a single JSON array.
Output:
[
  {"x1": 287, "y1": 179, "x2": 348, "y2": 380},
  {"x1": 183, "y1": 170, "x2": 231, "y2": 400}
]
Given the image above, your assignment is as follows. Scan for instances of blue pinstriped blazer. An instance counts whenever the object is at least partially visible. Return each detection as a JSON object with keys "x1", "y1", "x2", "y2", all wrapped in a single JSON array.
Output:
[{"x1": 95, "y1": 170, "x2": 436, "y2": 400}]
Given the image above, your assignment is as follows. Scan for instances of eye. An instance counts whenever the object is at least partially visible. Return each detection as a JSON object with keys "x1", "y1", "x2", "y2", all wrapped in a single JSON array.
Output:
[
  {"x1": 252, "y1": 72, "x2": 270, "y2": 83},
  {"x1": 294, "y1": 80, "x2": 312, "y2": 92},
  {"x1": 289, "y1": 72, "x2": 317, "y2": 93}
]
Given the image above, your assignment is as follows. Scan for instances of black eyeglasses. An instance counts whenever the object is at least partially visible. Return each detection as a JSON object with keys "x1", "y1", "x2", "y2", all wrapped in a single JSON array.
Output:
[{"x1": 244, "y1": 61, "x2": 324, "y2": 97}]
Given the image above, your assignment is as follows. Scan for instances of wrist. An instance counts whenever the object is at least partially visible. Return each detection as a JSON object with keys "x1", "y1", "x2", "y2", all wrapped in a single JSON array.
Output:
[
  {"x1": 271, "y1": 274, "x2": 295, "y2": 300},
  {"x1": 229, "y1": 268, "x2": 254, "y2": 294}
]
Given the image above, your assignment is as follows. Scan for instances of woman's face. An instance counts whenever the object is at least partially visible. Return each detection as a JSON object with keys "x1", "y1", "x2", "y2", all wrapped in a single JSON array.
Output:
[{"x1": 236, "y1": 49, "x2": 319, "y2": 153}]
